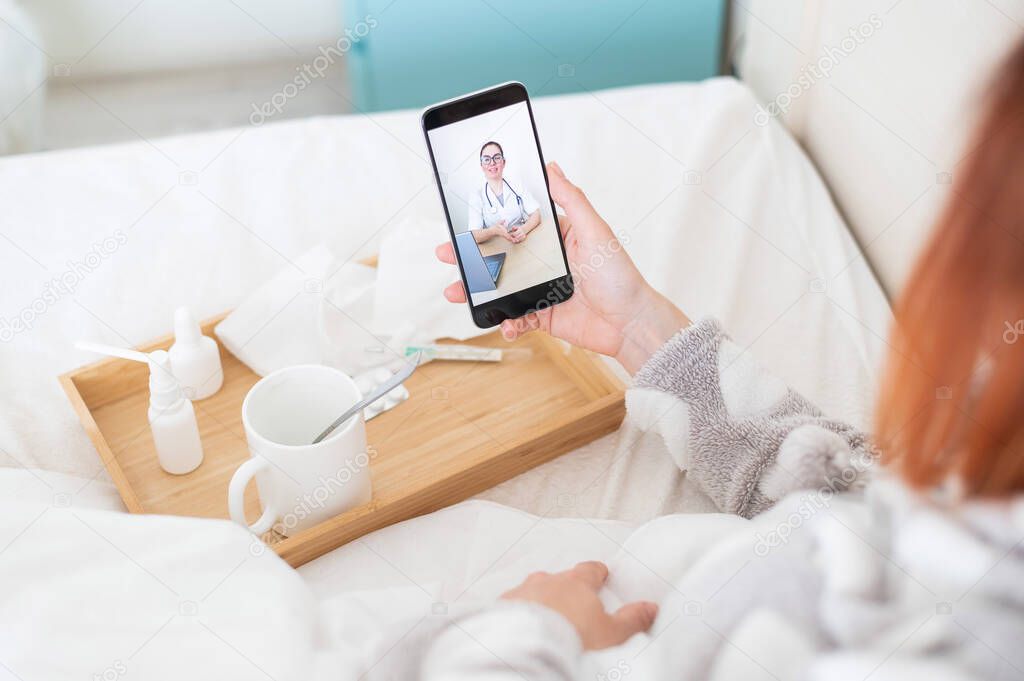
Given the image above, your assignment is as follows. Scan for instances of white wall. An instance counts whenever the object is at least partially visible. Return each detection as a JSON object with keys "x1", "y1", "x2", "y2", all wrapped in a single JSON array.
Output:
[
  {"x1": 21, "y1": 0, "x2": 343, "y2": 77},
  {"x1": 729, "y1": 0, "x2": 1024, "y2": 297},
  {"x1": 0, "y1": 1, "x2": 45, "y2": 153}
]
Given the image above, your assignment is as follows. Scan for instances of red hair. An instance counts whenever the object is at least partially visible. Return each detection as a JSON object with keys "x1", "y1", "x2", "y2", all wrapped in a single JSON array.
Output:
[{"x1": 876, "y1": 39, "x2": 1024, "y2": 497}]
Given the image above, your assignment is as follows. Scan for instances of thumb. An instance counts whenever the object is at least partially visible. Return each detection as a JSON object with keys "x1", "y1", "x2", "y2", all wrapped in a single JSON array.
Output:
[
  {"x1": 546, "y1": 162, "x2": 598, "y2": 226},
  {"x1": 608, "y1": 601, "x2": 658, "y2": 644}
]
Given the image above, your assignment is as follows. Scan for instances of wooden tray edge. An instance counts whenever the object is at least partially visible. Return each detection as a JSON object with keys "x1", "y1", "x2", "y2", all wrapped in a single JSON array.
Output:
[
  {"x1": 274, "y1": 391, "x2": 625, "y2": 567},
  {"x1": 58, "y1": 372, "x2": 144, "y2": 513}
]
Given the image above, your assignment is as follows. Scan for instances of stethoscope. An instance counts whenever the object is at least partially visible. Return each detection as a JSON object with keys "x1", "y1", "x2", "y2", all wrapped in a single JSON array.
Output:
[{"x1": 484, "y1": 178, "x2": 524, "y2": 215}]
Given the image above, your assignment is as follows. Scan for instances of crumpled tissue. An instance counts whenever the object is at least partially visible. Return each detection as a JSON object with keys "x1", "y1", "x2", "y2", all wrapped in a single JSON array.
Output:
[{"x1": 215, "y1": 216, "x2": 488, "y2": 378}]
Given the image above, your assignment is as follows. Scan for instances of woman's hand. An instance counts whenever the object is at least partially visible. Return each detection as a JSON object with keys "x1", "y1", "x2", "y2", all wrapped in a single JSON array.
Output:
[
  {"x1": 508, "y1": 210, "x2": 541, "y2": 243},
  {"x1": 473, "y1": 224, "x2": 513, "y2": 243},
  {"x1": 492, "y1": 222, "x2": 515, "y2": 243},
  {"x1": 437, "y1": 162, "x2": 690, "y2": 374},
  {"x1": 501, "y1": 561, "x2": 658, "y2": 650}
]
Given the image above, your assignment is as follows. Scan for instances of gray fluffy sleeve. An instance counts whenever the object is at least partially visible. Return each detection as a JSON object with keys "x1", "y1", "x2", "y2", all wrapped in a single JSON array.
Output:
[{"x1": 627, "y1": 318, "x2": 875, "y2": 518}]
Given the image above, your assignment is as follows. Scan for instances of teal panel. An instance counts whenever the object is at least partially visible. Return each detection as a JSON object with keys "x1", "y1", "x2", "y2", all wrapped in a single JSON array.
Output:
[{"x1": 344, "y1": 0, "x2": 725, "y2": 112}]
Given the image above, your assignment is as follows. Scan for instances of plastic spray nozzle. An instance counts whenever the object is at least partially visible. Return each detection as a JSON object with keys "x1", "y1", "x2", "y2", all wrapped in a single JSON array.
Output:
[
  {"x1": 75, "y1": 340, "x2": 149, "y2": 364},
  {"x1": 76, "y1": 341, "x2": 184, "y2": 407},
  {"x1": 147, "y1": 350, "x2": 176, "y2": 390},
  {"x1": 147, "y1": 350, "x2": 184, "y2": 408}
]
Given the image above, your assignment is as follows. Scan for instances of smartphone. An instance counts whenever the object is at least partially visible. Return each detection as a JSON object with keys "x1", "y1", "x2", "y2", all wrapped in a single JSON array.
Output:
[{"x1": 422, "y1": 82, "x2": 573, "y2": 328}]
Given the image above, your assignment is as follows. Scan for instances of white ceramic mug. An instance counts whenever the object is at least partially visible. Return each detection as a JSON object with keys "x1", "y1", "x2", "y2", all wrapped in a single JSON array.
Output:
[{"x1": 229, "y1": 365, "x2": 372, "y2": 536}]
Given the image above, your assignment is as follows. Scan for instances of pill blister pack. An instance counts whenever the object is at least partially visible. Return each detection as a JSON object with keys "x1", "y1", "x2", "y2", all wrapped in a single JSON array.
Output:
[{"x1": 353, "y1": 367, "x2": 410, "y2": 421}]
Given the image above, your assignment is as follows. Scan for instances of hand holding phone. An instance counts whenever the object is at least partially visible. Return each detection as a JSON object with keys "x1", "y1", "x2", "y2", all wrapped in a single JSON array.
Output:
[
  {"x1": 436, "y1": 161, "x2": 691, "y2": 374},
  {"x1": 422, "y1": 82, "x2": 573, "y2": 328}
]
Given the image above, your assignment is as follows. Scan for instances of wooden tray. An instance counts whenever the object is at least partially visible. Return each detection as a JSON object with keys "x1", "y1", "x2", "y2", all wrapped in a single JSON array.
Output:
[{"x1": 60, "y1": 313, "x2": 625, "y2": 567}]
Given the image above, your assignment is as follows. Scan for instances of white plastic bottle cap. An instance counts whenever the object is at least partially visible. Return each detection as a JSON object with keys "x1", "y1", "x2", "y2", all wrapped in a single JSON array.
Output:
[
  {"x1": 148, "y1": 350, "x2": 183, "y2": 409},
  {"x1": 174, "y1": 306, "x2": 201, "y2": 345}
]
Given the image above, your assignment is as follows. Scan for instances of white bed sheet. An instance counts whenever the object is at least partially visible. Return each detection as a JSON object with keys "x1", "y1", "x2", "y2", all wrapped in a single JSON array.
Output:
[{"x1": 0, "y1": 77, "x2": 890, "y2": 522}]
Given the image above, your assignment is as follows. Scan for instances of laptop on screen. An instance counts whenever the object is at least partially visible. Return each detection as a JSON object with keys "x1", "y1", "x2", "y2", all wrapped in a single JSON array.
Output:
[{"x1": 455, "y1": 231, "x2": 506, "y2": 294}]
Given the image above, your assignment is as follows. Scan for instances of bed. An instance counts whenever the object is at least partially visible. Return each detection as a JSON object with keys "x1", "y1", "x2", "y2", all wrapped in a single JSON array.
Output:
[
  {"x1": 0, "y1": 75, "x2": 888, "y2": 505},
  {"x1": 0, "y1": 77, "x2": 892, "y2": 678}
]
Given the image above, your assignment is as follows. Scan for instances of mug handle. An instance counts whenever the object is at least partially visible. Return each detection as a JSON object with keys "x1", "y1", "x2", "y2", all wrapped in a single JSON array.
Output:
[{"x1": 228, "y1": 457, "x2": 277, "y2": 535}]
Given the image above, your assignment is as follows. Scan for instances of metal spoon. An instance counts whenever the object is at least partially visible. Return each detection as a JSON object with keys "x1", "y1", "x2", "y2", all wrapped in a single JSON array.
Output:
[{"x1": 312, "y1": 352, "x2": 422, "y2": 444}]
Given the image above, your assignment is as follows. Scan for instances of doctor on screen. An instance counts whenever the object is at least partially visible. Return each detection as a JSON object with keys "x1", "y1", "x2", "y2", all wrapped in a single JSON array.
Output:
[{"x1": 467, "y1": 141, "x2": 541, "y2": 244}]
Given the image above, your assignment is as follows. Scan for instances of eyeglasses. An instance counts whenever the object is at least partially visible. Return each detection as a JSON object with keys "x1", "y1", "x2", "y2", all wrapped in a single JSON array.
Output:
[{"x1": 480, "y1": 153, "x2": 504, "y2": 166}]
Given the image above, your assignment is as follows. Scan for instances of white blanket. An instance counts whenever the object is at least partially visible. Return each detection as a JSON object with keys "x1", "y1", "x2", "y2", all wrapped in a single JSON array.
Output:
[
  {"x1": 0, "y1": 77, "x2": 889, "y2": 521},
  {"x1": 0, "y1": 467, "x2": 731, "y2": 681},
  {"x1": 9, "y1": 469, "x2": 952, "y2": 681}
]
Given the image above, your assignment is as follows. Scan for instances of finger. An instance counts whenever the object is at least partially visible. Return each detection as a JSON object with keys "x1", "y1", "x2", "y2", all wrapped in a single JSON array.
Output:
[
  {"x1": 531, "y1": 308, "x2": 552, "y2": 332},
  {"x1": 547, "y1": 164, "x2": 571, "y2": 236},
  {"x1": 518, "y1": 310, "x2": 547, "y2": 335},
  {"x1": 546, "y1": 162, "x2": 596, "y2": 228},
  {"x1": 436, "y1": 242, "x2": 456, "y2": 264},
  {"x1": 571, "y1": 561, "x2": 609, "y2": 590},
  {"x1": 500, "y1": 320, "x2": 519, "y2": 340},
  {"x1": 556, "y1": 216, "x2": 572, "y2": 240},
  {"x1": 500, "y1": 314, "x2": 540, "y2": 341},
  {"x1": 443, "y1": 280, "x2": 466, "y2": 303},
  {"x1": 501, "y1": 318, "x2": 532, "y2": 340},
  {"x1": 608, "y1": 601, "x2": 659, "y2": 643}
]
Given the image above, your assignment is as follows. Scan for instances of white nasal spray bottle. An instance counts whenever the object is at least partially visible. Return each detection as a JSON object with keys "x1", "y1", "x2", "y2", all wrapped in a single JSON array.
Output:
[
  {"x1": 146, "y1": 350, "x2": 204, "y2": 474},
  {"x1": 168, "y1": 306, "x2": 223, "y2": 400},
  {"x1": 75, "y1": 341, "x2": 205, "y2": 475}
]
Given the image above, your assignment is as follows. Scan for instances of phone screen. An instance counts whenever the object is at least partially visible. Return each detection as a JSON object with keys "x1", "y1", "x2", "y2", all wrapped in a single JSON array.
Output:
[{"x1": 423, "y1": 84, "x2": 571, "y2": 328}]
